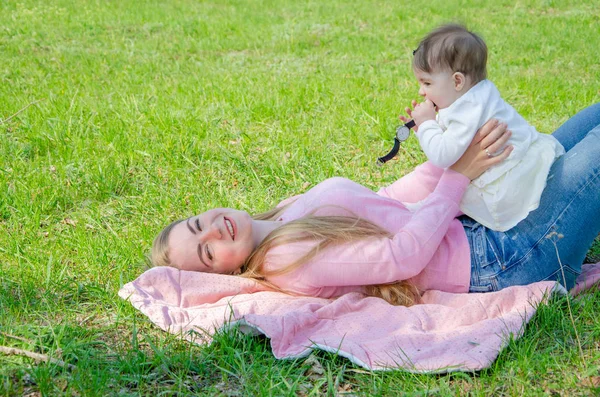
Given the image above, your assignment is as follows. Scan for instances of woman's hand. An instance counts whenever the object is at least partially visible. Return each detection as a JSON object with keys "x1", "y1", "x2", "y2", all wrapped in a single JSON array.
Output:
[{"x1": 449, "y1": 119, "x2": 514, "y2": 180}]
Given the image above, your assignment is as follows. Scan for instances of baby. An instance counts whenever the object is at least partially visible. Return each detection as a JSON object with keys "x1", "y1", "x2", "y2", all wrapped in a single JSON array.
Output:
[{"x1": 401, "y1": 23, "x2": 564, "y2": 231}]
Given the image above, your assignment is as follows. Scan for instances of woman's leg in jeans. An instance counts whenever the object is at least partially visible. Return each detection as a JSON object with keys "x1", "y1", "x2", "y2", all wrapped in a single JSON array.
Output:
[
  {"x1": 484, "y1": 104, "x2": 600, "y2": 290},
  {"x1": 552, "y1": 102, "x2": 600, "y2": 151}
]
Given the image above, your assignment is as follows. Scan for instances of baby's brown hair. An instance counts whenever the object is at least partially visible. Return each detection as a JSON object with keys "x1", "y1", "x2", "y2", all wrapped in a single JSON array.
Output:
[{"x1": 413, "y1": 23, "x2": 487, "y2": 83}]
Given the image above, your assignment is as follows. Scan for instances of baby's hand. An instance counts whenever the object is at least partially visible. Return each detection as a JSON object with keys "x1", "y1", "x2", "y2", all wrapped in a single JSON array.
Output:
[
  {"x1": 411, "y1": 99, "x2": 436, "y2": 127},
  {"x1": 399, "y1": 100, "x2": 419, "y2": 132}
]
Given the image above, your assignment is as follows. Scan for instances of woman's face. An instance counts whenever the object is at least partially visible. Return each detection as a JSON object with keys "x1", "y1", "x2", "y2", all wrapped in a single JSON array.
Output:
[{"x1": 167, "y1": 208, "x2": 255, "y2": 274}]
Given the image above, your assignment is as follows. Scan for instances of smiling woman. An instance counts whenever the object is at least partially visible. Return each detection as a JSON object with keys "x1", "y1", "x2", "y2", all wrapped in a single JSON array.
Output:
[
  {"x1": 151, "y1": 104, "x2": 600, "y2": 307},
  {"x1": 153, "y1": 208, "x2": 278, "y2": 274}
]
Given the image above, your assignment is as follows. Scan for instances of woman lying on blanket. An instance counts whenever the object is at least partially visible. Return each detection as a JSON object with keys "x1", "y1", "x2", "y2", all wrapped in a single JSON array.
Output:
[{"x1": 152, "y1": 103, "x2": 600, "y2": 306}]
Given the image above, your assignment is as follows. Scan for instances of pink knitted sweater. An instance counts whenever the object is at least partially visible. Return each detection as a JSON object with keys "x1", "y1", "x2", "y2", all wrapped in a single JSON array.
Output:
[{"x1": 263, "y1": 162, "x2": 472, "y2": 297}]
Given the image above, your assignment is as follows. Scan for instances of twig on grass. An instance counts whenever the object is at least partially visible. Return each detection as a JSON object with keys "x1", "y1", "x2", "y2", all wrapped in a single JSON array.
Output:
[
  {"x1": 0, "y1": 331, "x2": 33, "y2": 344},
  {"x1": 547, "y1": 231, "x2": 586, "y2": 369},
  {"x1": 0, "y1": 99, "x2": 45, "y2": 125},
  {"x1": 0, "y1": 345, "x2": 76, "y2": 370}
]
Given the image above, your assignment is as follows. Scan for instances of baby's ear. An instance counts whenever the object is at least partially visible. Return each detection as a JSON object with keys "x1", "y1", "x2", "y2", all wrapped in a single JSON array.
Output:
[{"x1": 453, "y1": 72, "x2": 467, "y2": 91}]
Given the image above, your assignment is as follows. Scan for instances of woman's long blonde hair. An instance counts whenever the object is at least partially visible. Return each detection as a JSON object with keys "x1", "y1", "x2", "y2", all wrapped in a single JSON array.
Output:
[{"x1": 151, "y1": 204, "x2": 420, "y2": 306}]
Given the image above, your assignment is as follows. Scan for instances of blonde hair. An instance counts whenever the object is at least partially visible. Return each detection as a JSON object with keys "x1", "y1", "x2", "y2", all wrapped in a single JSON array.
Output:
[
  {"x1": 151, "y1": 219, "x2": 181, "y2": 268},
  {"x1": 413, "y1": 23, "x2": 487, "y2": 83},
  {"x1": 151, "y1": 205, "x2": 420, "y2": 306}
]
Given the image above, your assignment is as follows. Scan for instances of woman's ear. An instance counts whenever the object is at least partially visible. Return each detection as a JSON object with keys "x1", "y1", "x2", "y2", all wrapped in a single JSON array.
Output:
[{"x1": 453, "y1": 72, "x2": 466, "y2": 91}]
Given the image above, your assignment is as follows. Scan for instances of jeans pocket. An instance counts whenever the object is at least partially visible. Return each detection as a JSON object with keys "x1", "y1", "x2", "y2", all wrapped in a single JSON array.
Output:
[
  {"x1": 483, "y1": 233, "x2": 502, "y2": 268},
  {"x1": 470, "y1": 225, "x2": 499, "y2": 268}
]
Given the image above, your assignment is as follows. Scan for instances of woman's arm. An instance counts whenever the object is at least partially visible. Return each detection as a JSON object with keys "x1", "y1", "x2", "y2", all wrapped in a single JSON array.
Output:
[
  {"x1": 298, "y1": 122, "x2": 514, "y2": 288},
  {"x1": 376, "y1": 161, "x2": 445, "y2": 203},
  {"x1": 288, "y1": 169, "x2": 470, "y2": 288}
]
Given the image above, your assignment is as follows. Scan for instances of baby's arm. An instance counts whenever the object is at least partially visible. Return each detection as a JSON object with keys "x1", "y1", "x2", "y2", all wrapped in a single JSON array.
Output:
[{"x1": 416, "y1": 101, "x2": 484, "y2": 168}]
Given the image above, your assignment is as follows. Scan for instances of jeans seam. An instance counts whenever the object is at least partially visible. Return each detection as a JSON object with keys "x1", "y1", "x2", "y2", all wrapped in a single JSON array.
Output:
[
  {"x1": 484, "y1": 233, "x2": 502, "y2": 268},
  {"x1": 543, "y1": 264, "x2": 581, "y2": 286}
]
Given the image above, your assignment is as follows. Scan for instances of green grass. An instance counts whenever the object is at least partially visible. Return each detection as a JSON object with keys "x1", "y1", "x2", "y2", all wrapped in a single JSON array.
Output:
[{"x1": 1, "y1": 0, "x2": 600, "y2": 395}]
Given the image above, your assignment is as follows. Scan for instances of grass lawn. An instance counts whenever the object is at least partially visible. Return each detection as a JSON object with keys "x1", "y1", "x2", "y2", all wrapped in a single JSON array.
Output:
[{"x1": 1, "y1": 0, "x2": 600, "y2": 395}]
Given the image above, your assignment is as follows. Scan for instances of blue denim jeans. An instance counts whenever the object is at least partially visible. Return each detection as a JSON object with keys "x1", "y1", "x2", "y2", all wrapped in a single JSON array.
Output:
[{"x1": 464, "y1": 103, "x2": 600, "y2": 292}]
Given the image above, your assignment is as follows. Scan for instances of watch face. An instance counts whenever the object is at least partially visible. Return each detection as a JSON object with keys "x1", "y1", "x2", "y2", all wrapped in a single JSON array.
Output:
[{"x1": 395, "y1": 125, "x2": 410, "y2": 142}]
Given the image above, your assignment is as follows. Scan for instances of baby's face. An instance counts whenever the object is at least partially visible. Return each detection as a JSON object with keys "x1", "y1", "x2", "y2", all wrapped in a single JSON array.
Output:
[{"x1": 414, "y1": 69, "x2": 464, "y2": 110}]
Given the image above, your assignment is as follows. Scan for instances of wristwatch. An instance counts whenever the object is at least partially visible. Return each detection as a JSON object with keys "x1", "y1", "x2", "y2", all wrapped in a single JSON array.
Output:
[{"x1": 376, "y1": 119, "x2": 415, "y2": 166}]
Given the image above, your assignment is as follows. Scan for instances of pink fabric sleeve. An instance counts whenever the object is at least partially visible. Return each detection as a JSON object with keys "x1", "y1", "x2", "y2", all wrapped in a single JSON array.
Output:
[
  {"x1": 276, "y1": 194, "x2": 302, "y2": 208},
  {"x1": 376, "y1": 161, "x2": 445, "y2": 203},
  {"x1": 294, "y1": 170, "x2": 470, "y2": 288}
]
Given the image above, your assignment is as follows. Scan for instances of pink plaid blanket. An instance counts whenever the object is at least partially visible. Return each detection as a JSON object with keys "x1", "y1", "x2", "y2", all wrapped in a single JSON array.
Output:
[{"x1": 118, "y1": 263, "x2": 600, "y2": 373}]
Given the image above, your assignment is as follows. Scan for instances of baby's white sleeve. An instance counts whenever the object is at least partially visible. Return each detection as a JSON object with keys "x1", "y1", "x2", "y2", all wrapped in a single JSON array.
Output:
[{"x1": 416, "y1": 101, "x2": 484, "y2": 168}]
